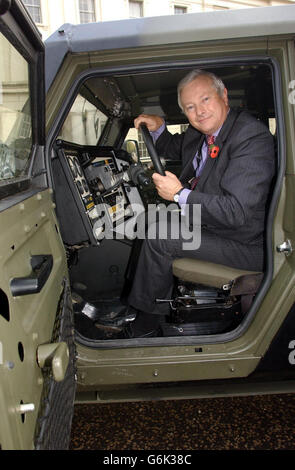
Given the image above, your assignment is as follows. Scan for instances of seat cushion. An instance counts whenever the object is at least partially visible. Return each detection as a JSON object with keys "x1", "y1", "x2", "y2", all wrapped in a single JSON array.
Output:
[{"x1": 173, "y1": 258, "x2": 262, "y2": 292}]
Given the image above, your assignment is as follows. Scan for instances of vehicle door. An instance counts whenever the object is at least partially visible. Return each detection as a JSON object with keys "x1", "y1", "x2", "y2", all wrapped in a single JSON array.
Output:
[{"x1": 0, "y1": 0, "x2": 75, "y2": 450}]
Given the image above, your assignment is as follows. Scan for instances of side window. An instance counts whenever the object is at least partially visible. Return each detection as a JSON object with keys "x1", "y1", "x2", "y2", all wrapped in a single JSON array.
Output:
[
  {"x1": 0, "y1": 32, "x2": 32, "y2": 182},
  {"x1": 124, "y1": 124, "x2": 188, "y2": 162}
]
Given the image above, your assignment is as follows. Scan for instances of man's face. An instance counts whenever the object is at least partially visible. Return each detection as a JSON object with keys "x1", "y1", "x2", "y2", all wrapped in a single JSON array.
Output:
[{"x1": 180, "y1": 76, "x2": 229, "y2": 135}]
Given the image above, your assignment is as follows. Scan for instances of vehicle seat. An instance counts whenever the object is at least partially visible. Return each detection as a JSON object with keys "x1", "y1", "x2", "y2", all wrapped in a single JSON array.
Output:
[{"x1": 172, "y1": 258, "x2": 263, "y2": 296}]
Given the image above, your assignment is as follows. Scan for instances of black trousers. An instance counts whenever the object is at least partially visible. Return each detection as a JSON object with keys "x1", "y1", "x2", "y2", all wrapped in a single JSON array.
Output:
[{"x1": 127, "y1": 215, "x2": 263, "y2": 315}]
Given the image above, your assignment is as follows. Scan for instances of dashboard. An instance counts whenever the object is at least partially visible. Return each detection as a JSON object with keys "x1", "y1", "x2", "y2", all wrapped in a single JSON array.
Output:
[{"x1": 53, "y1": 140, "x2": 140, "y2": 246}]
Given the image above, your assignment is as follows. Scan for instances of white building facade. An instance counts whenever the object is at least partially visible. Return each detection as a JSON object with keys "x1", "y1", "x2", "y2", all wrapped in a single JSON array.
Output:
[
  {"x1": 23, "y1": 0, "x2": 295, "y2": 39},
  {"x1": 17, "y1": 0, "x2": 293, "y2": 149}
]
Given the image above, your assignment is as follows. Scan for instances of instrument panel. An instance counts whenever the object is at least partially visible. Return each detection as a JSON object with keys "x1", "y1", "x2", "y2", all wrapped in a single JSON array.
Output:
[
  {"x1": 54, "y1": 141, "x2": 134, "y2": 244},
  {"x1": 84, "y1": 157, "x2": 128, "y2": 225},
  {"x1": 67, "y1": 155, "x2": 96, "y2": 213}
]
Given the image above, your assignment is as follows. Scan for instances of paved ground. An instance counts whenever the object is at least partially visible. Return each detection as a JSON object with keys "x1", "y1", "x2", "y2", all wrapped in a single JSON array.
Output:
[{"x1": 70, "y1": 393, "x2": 295, "y2": 450}]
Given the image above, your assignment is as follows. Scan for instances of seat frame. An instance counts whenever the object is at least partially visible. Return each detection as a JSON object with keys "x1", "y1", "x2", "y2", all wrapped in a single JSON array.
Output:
[{"x1": 156, "y1": 259, "x2": 264, "y2": 337}]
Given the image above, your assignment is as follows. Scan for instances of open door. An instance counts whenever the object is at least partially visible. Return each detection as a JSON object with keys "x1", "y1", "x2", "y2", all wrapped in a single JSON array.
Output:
[{"x1": 0, "y1": 0, "x2": 75, "y2": 450}]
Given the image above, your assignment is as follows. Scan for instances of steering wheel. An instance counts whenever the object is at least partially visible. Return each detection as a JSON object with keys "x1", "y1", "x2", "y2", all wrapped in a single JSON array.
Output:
[{"x1": 139, "y1": 124, "x2": 166, "y2": 176}]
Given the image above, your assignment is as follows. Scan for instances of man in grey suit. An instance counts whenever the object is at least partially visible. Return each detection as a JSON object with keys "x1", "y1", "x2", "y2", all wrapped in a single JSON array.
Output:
[{"x1": 111, "y1": 69, "x2": 275, "y2": 334}]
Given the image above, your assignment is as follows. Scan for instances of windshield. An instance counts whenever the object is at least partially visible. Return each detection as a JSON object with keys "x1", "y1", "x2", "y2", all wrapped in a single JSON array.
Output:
[{"x1": 59, "y1": 93, "x2": 108, "y2": 145}]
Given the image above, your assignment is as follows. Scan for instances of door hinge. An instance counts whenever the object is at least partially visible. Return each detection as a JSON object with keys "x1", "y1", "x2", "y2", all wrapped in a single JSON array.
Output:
[
  {"x1": 276, "y1": 239, "x2": 293, "y2": 256},
  {"x1": 37, "y1": 342, "x2": 69, "y2": 382}
]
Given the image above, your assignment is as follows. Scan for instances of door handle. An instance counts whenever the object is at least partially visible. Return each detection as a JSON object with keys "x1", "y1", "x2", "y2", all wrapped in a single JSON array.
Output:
[{"x1": 10, "y1": 254, "x2": 53, "y2": 296}]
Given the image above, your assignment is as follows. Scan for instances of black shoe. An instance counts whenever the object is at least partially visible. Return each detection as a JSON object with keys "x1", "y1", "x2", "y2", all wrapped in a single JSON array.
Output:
[
  {"x1": 95, "y1": 305, "x2": 137, "y2": 328},
  {"x1": 74, "y1": 301, "x2": 138, "y2": 340},
  {"x1": 74, "y1": 310, "x2": 125, "y2": 340}
]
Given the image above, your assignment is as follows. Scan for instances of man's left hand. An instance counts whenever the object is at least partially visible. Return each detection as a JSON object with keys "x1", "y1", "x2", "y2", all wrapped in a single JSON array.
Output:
[{"x1": 152, "y1": 171, "x2": 183, "y2": 201}]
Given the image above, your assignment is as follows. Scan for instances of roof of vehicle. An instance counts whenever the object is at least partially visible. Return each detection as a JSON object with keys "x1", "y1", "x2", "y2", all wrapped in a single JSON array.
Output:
[{"x1": 45, "y1": 4, "x2": 295, "y2": 91}]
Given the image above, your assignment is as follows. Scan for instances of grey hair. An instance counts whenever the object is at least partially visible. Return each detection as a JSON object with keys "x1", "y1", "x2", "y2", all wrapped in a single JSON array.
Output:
[{"x1": 177, "y1": 69, "x2": 225, "y2": 110}]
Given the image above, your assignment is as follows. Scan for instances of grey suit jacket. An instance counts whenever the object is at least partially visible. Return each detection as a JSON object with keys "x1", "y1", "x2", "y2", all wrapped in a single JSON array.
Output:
[{"x1": 155, "y1": 109, "x2": 275, "y2": 246}]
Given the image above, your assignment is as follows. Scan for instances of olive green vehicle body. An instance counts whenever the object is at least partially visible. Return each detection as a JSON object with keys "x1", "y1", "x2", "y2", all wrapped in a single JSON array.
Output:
[{"x1": 1, "y1": 0, "x2": 295, "y2": 449}]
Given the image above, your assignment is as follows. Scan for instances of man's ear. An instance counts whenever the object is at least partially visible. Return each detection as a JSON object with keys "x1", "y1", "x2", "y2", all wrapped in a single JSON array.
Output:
[{"x1": 223, "y1": 87, "x2": 229, "y2": 106}]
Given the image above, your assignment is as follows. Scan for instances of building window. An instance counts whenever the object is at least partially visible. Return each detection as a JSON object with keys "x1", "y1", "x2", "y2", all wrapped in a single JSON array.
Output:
[
  {"x1": 23, "y1": 0, "x2": 42, "y2": 24},
  {"x1": 79, "y1": 0, "x2": 96, "y2": 24},
  {"x1": 129, "y1": 1, "x2": 143, "y2": 18},
  {"x1": 174, "y1": 5, "x2": 187, "y2": 14}
]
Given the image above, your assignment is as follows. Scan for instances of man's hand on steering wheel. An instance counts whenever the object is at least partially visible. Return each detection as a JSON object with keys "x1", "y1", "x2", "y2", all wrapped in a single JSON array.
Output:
[
  {"x1": 134, "y1": 113, "x2": 183, "y2": 200},
  {"x1": 134, "y1": 114, "x2": 164, "y2": 132},
  {"x1": 152, "y1": 171, "x2": 183, "y2": 202}
]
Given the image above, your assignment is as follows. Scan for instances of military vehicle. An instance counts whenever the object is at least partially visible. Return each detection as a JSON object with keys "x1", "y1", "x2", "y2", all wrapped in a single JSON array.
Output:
[{"x1": 0, "y1": 0, "x2": 295, "y2": 450}]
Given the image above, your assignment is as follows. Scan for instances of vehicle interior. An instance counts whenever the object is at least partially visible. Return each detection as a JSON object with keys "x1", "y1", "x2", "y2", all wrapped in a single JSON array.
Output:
[{"x1": 50, "y1": 62, "x2": 279, "y2": 347}]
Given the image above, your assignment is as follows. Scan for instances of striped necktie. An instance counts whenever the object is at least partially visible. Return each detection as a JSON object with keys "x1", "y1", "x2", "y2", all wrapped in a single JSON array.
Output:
[{"x1": 190, "y1": 135, "x2": 215, "y2": 190}]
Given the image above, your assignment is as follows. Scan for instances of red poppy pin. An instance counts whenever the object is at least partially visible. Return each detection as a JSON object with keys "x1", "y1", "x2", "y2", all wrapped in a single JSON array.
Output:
[{"x1": 209, "y1": 145, "x2": 220, "y2": 159}]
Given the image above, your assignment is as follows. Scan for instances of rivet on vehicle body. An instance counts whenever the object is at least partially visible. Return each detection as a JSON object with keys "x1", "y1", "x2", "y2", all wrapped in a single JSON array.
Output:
[
  {"x1": 36, "y1": 193, "x2": 42, "y2": 200},
  {"x1": 41, "y1": 211, "x2": 46, "y2": 218},
  {"x1": 229, "y1": 365, "x2": 235, "y2": 372},
  {"x1": 24, "y1": 225, "x2": 30, "y2": 233},
  {"x1": 153, "y1": 369, "x2": 159, "y2": 377},
  {"x1": 6, "y1": 361, "x2": 15, "y2": 370}
]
